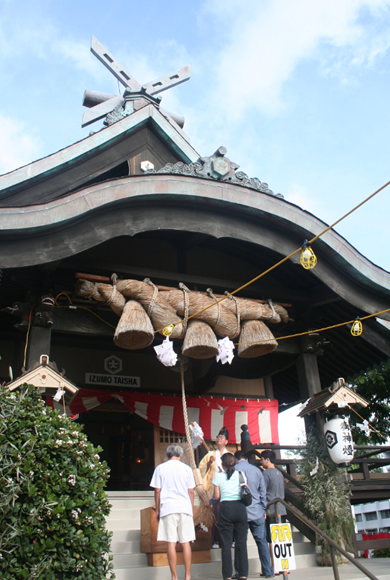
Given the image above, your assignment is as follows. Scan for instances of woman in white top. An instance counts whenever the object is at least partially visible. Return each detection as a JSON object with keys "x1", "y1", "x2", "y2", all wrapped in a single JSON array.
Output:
[{"x1": 213, "y1": 453, "x2": 248, "y2": 580}]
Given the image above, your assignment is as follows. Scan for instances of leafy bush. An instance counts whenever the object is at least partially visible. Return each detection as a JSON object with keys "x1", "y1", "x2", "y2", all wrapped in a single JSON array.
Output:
[
  {"x1": 350, "y1": 359, "x2": 390, "y2": 444},
  {"x1": 373, "y1": 547, "x2": 390, "y2": 558},
  {"x1": 298, "y1": 426, "x2": 355, "y2": 566},
  {"x1": 0, "y1": 384, "x2": 115, "y2": 579}
]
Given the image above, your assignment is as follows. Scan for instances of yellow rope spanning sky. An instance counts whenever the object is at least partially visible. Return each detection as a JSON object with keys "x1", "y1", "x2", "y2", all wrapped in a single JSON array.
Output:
[{"x1": 156, "y1": 179, "x2": 390, "y2": 335}]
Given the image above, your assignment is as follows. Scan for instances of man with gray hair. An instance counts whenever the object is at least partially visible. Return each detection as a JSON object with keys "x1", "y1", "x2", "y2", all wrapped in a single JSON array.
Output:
[{"x1": 150, "y1": 444, "x2": 196, "y2": 580}]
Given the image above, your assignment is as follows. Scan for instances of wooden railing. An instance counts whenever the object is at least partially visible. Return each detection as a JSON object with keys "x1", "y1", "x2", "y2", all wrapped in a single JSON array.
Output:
[
  {"x1": 268, "y1": 498, "x2": 381, "y2": 580},
  {"x1": 243, "y1": 442, "x2": 390, "y2": 552}
]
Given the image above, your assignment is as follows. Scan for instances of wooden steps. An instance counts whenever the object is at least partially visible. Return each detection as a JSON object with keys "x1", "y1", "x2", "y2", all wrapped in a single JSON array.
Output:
[{"x1": 106, "y1": 491, "x2": 318, "y2": 579}]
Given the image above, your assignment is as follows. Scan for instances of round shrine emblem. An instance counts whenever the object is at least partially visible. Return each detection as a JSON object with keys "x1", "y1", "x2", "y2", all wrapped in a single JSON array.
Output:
[{"x1": 324, "y1": 430, "x2": 338, "y2": 449}]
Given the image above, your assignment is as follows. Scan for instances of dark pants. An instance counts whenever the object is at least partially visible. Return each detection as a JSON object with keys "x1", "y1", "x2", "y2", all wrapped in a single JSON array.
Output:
[
  {"x1": 235, "y1": 517, "x2": 274, "y2": 577},
  {"x1": 219, "y1": 500, "x2": 248, "y2": 579},
  {"x1": 212, "y1": 499, "x2": 221, "y2": 545}
]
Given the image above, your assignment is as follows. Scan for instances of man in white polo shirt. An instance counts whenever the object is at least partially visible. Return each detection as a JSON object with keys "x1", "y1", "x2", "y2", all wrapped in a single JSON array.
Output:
[{"x1": 150, "y1": 444, "x2": 196, "y2": 580}]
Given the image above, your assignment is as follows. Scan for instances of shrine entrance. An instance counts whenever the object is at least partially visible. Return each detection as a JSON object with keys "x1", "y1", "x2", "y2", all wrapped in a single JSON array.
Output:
[{"x1": 79, "y1": 401, "x2": 154, "y2": 491}]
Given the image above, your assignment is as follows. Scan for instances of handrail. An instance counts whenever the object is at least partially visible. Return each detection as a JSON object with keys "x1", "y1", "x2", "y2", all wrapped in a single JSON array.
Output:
[{"x1": 267, "y1": 498, "x2": 379, "y2": 580}]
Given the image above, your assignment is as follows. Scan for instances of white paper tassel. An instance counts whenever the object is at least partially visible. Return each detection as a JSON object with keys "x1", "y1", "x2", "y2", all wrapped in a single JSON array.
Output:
[
  {"x1": 53, "y1": 389, "x2": 65, "y2": 402},
  {"x1": 154, "y1": 336, "x2": 178, "y2": 367},
  {"x1": 310, "y1": 456, "x2": 319, "y2": 477},
  {"x1": 189, "y1": 421, "x2": 204, "y2": 449},
  {"x1": 216, "y1": 337, "x2": 235, "y2": 365},
  {"x1": 356, "y1": 419, "x2": 372, "y2": 436}
]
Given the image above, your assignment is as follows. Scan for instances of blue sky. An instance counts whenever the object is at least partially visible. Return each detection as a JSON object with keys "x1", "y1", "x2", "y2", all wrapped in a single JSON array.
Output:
[{"x1": 1, "y1": 0, "x2": 390, "y2": 271}]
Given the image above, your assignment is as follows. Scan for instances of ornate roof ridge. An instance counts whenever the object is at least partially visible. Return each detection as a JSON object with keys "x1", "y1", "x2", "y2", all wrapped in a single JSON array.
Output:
[{"x1": 146, "y1": 147, "x2": 279, "y2": 196}]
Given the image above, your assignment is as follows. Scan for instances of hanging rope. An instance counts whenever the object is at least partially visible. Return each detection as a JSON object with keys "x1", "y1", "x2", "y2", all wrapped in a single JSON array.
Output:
[
  {"x1": 179, "y1": 283, "x2": 190, "y2": 338},
  {"x1": 180, "y1": 358, "x2": 211, "y2": 509},
  {"x1": 144, "y1": 278, "x2": 159, "y2": 318},
  {"x1": 225, "y1": 291, "x2": 241, "y2": 339},
  {"x1": 180, "y1": 358, "x2": 196, "y2": 470}
]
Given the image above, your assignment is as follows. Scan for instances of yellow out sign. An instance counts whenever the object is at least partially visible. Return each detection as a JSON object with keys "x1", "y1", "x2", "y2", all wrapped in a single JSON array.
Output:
[{"x1": 270, "y1": 523, "x2": 296, "y2": 573}]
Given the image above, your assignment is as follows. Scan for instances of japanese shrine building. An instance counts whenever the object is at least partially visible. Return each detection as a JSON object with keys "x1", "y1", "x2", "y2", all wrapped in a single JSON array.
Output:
[{"x1": 1, "y1": 38, "x2": 390, "y2": 491}]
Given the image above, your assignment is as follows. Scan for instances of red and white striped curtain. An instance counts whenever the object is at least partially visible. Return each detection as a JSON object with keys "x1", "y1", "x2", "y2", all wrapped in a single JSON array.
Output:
[{"x1": 68, "y1": 389, "x2": 279, "y2": 444}]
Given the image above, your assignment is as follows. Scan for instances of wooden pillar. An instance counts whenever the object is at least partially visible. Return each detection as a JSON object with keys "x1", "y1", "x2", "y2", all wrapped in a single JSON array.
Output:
[
  {"x1": 296, "y1": 352, "x2": 325, "y2": 433},
  {"x1": 26, "y1": 326, "x2": 52, "y2": 370},
  {"x1": 296, "y1": 353, "x2": 321, "y2": 398},
  {"x1": 264, "y1": 374, "x2": 274, "y2": 399}
]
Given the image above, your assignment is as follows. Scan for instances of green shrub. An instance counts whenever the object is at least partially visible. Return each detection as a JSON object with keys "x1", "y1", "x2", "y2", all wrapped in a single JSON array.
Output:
[
  {"x1": 298, "y1": 426, "x2": 355, "y2": 566},
  {"x1": 373, "y1": 547, "x2": 390, "y2": 558},
  {"x1": 0, "y1": 384, "x2": 115, "y2": 579}
]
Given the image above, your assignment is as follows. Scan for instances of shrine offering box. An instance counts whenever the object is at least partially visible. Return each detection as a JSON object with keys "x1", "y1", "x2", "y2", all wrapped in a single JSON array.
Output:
[{"x1": 140, "y1": 506, "x2": 211, "y2": 567}]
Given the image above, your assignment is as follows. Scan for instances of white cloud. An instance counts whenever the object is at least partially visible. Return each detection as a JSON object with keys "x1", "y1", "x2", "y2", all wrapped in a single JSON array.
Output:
[
  {"x1": 0, "y1": 6, "x2": 101, "y2": 84},
  {"x1": 203, "y1": 0, "x2": 390, "y2": 120},
  {"x1": 0, "y1": 5, "x2": 57, "y2": 59},
  {"x1": 56, "y1": 39, "x2": 103, "y2": 80},
  {"x1": 284, "y1": 183, "x2": 331, "y2": 222},
  {"x1": 0, "y1": 115, "x2": 41, "y2": 175}
]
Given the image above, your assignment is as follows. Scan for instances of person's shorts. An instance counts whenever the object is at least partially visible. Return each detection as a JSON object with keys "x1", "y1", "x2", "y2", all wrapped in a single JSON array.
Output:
[
  {"x1": 157, "y1": 512, "x2": 195, "y2": 543},
  {"x1": 266, "y1": 514, "x2": 288, "y2": 543}
]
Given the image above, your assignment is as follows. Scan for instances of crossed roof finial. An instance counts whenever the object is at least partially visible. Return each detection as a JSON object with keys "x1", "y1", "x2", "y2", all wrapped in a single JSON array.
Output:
[{"x1": 82, "y1": 36, "x2": 190, "y2": 128}]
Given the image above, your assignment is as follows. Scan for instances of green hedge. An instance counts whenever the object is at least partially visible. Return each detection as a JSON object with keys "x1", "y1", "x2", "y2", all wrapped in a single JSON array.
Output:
[{"x1": 0, "y1": 384, "x2": 115, "y2": 579}]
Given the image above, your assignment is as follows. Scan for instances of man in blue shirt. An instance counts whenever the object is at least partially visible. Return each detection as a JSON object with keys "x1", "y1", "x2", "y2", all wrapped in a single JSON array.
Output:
[{"x1": 234, "y1": 450, "x2": 274, "y2": 578}]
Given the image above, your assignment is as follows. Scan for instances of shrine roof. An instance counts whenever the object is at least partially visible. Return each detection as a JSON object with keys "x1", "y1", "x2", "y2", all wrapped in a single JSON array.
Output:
[{"x1": 0, "y1": 105, "x2": 199, "y2": 207}]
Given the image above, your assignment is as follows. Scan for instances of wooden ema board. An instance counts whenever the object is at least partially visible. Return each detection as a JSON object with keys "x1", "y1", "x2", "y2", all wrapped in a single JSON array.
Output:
[{"x1": 141, "y1": 506, "x2": 211, "y2": 566}]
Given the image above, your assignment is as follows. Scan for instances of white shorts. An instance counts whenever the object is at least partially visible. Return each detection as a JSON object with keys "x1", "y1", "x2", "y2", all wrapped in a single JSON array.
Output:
[{"x1": 157, "y1": 513, "x2": 195, "y2": 543}]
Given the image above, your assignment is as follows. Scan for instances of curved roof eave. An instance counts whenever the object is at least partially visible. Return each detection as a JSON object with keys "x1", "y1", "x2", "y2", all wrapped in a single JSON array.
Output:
[{"x1": 0, "y1": 174, "x2": 389, "y2": 320}]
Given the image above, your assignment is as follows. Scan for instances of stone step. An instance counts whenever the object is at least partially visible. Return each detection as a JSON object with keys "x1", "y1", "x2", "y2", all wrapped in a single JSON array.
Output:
[
  {"x1": 109, "y1": 529, "x2": 308, "y2": 555},
  {"x1": 110, "y1": 528, "x2": 140, "y2": 542},
  {"x1": 105, "y1": 494, "x2": 320, "y2": 579},
  {"x1": 111, "y1": 544, "x2": 317, "y2": 571},
  {"x1": 107, "y1": 508, "x2": 144, "y2": 524},
  {"x1": 107, "y1": 518, "x2": 143, "y2": 531},
  {"x1": 111, "y1": 539, "x2": 141, "y2": 554},
  {"x1": 112, "y1": 560, "x2": 222, "y2": 580},
  {"x1": 111, "y1": 552, "x2": 319, "y2": 580},
  {"x1": 107, "y1": 491, "x2": 155, "y2": 512},
  {"x1": 113, "y1": 552, "x2": 149, "y2": 568}
]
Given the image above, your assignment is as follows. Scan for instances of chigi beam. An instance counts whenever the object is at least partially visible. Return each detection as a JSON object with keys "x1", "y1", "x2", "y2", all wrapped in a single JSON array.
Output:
[
  {"x1": 142, "y1": 66, "x2": 191, "y2": 95},
  {"x1": 91, "y1": 36, "x2": 141, "y2": 91}
]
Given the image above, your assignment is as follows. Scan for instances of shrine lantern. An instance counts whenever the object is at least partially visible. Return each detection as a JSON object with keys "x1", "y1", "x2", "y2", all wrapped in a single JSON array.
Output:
[
  {"x1": 298, "y1": 378, "x2": 369, "y2": 467},
  {"x1": 323, "y1": 414, "x2": 355, "y2": 466}
]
